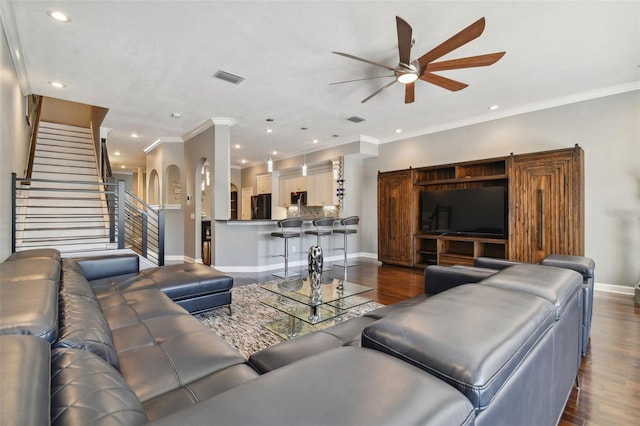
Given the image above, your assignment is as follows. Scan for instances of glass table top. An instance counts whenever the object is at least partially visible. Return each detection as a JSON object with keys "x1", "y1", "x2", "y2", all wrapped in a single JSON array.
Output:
[{"x1": 261, "y1": 277, "x2": 372, "y2": 307}]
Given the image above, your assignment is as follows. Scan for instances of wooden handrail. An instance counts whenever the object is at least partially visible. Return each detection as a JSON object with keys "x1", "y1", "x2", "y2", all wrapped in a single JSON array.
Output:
[{"x1": 23, "y1": 95, "x2": 43, "y2": 184}]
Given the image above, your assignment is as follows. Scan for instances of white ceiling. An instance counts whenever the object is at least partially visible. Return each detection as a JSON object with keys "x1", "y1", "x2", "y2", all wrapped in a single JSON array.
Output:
[{"x1": 3, "y1": 1, "x2": 639, "y2": 171}]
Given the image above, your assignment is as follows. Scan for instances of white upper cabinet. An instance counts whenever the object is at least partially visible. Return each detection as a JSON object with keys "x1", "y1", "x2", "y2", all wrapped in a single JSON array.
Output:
[{"x1": 256, "y1": 174, "x2": 272, "y2": 195}]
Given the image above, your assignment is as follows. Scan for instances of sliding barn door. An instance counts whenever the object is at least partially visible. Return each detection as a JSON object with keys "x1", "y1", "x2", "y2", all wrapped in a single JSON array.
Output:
[
  {"x1": 509, "y1": 147, "x2": 584, "y2": 262},
  {"x1": 378, "y1": 169, "x2": 413, "y2": 266}
]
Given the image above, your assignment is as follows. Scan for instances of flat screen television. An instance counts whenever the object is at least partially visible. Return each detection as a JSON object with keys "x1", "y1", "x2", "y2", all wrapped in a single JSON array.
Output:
[{"x1": 420, "y1": 186, "x2": 507, "y2": 238}]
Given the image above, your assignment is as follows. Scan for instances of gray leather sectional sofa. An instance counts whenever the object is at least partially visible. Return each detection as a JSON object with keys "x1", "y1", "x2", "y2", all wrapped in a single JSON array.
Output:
[{"x1": 0, "y1": 248, "x2": 592, "y2": 425}]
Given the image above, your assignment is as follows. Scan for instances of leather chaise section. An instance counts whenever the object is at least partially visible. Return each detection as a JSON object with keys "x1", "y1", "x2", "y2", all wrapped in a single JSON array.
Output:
[
  {"x1": 0, "y1": 335, "x2": 51, "y2": 426},
  {"x1": 362, "y1": 284, "x2": 556, "y2": 411},
  {"x1": 51, "y1": 347, "x2": 148, "y2": 426}
]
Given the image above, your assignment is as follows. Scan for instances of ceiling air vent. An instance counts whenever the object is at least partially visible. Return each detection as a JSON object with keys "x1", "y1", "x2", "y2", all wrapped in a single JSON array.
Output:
[
  {"x1": 347, "y1": 116, "x2": 365, "y2": 123},
  {"x1": 212, "y1": 70, "x2": 245, "y2": 85}
]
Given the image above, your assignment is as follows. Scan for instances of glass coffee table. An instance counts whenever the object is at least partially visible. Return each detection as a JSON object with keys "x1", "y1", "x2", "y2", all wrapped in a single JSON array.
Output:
[{"x1": 260, "y1": 277, "x2": 373, "y2": 339}]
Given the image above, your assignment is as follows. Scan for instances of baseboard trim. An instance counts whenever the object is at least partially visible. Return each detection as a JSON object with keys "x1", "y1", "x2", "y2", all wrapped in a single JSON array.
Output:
[{"x1": 594, "y1": 282, "x2": 635, "y2": 296}]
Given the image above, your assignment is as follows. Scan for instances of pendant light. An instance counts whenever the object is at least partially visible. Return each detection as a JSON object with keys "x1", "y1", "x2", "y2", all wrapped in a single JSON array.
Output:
[
  {"x1": 266, "y1": 119, "x2": 274, "y2": 172},
  {"x1": 301, "y1": 127, "x2": 308, "y2": 176}
]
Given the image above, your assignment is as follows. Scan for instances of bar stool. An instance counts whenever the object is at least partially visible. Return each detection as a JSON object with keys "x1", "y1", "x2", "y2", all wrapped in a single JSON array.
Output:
[
  {"x1": 333, "y1": 216, "x2": 359, "y2": 268},
  {"x1": 304, "y1": 217, "x2": 335, "y2": 271},
  {"x1": 271, "y1": 217, "x2": 303, "y2": 278}
]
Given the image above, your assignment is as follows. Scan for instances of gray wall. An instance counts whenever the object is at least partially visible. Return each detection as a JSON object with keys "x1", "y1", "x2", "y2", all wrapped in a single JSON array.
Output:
[
  {"x1": 362, "y1": 91, "x2": 640, "y2": 287},
  {"x1": 183, "y1": 126, "x2": 215, "y2": 261},
  {"x1": 0, "y1": 23, "x2": 30, "y2": 261}
]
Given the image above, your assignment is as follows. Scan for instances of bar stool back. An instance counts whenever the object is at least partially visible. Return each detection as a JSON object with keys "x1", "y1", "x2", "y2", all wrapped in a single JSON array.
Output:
[
  {"x1": 333, "y1": 215, "x2": 359, "y2": 267},
  {"x1": 271, "y1": 218, "x2": 303, "y2": 278},
  {"x1": 304, "y1": 217, "x2": 335, "y2": 246}
]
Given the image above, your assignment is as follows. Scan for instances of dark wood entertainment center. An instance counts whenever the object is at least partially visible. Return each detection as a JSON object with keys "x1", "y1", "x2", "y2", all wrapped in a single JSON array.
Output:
[{"x1": 377, "y1": 146, "x2": 584, "y2": 268}]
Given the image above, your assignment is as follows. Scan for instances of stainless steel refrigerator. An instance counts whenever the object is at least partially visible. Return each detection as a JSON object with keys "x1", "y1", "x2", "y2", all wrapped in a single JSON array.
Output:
[{"x1": 251, "y1": 194, "x2": 272, "y2": 219}]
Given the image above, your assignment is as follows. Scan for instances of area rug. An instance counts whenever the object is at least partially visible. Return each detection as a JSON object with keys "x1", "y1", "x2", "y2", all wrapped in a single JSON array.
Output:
[{"x1": 195, "y1": 282, "x2": 384, "y2": 359}]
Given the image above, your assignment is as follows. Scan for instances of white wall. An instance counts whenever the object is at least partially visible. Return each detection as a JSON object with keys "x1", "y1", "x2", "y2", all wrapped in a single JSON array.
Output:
[
  {"x1": 0, "y1": 22, "x2": 29, "y2": 261},
  {"x1": 362, "y1": 91, "x2": 640, "y2": 287}
]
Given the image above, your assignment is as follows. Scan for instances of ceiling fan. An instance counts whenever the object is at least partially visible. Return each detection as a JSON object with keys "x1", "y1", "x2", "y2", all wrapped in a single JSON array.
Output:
[{"x1": 330, "y1": 16, "x2": 505, "y2": 103}]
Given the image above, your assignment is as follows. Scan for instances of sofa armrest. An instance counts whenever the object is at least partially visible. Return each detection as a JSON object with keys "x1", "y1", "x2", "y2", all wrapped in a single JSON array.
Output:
[
  {"x1": 424, "y1": 265, "x2": 495, "y2": 295},
  {"x1": 75, "y1": 254, "x2": 140, "y2": 281}
]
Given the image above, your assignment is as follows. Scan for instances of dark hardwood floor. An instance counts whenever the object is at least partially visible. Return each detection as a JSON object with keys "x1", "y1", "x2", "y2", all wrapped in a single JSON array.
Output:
[{"x1": 229, "y1": 258, "x2": 640, "y2": 425}]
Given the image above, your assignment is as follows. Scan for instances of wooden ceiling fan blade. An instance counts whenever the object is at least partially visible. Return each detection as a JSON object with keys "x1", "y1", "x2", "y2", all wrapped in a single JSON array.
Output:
[
  {"x1": 427, "y1": 52, "x2": 505, "y2": 72},
  {"x1": 417, "y1": 17, "x2": 486, "y2": 70},
  {"x1": 329, "y1": 75, "x2": 395, "y2": 85},
  {"x1": 332, "y1": 51, "x2": 396, "y2": 71},
  {"x1": 396, "y1": 16, "x2": 413, "y2": 66},
  {"x1": 420, "y1": 73, "x2": 468, "y2": 91},
  {"x1": 361, "y1": 80, "x2": 397, "y2": 103},
  {"x1": 404, "y1": 82, "x2": 415, "y2": 104}
]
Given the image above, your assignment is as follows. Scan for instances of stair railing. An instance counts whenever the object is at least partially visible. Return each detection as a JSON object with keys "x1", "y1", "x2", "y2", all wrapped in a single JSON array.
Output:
[
  {"x1": 11, "y1": 173, "x2": 164, "y2": 266},
  {"x1": 23, "y1": 95, "x2": 43, "y2": 184}
]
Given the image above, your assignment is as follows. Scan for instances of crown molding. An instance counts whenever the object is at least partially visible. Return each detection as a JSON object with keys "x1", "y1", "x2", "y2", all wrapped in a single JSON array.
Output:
[
  {"x1": 211, "y1": 117, "x2": 235, "y2": 127},
  {"x1": 143, "y1": 137, "x2": 183, "y2": 153}
]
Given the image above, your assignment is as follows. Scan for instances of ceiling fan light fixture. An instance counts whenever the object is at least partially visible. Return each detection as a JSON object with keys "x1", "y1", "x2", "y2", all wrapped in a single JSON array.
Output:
[{"x1": 396, "y1": 71, "x2": 419, "y2": 84}]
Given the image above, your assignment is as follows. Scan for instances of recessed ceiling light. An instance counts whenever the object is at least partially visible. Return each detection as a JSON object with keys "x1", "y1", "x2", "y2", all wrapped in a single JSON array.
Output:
[
  {"x1": 47, "y1": 10, "x2": 71, "y2": 23},
  {"x1": 234, "y1": 144, "x2": 241, "y2": 149},
  {"x1": 395, "y1": 129, "x2": 402, "y2": 134},
  {"x1": 120, "y1": 165, "x2": 125, "y2": 169},
  {"x1": 488, "y1": 105, "x2": 500, "y2": 111},
  {"x1": 114, "y1": 151, "x2": 121, "y2": 156},
  {"x1": 312, "y1": 139, "x2": 318, "y2": 144},
  {"x1": 266, "y1": 128, "x2": 273, "y2": 133},
  {"x1": 49, "y1": 81, "x2": 65, "y2": 88},
  {"x1": 131, "y1": 133, "x2": 139, "y2": 138},
  {"x1": 241, "y1": 159, "x2": 247, "y2": 164},
  {"x1": 171, "y1": 112, "x2": 181, "y2": 118},
  {"x1": 272, "y1": 150, "x2": 278, "y2": 155}
]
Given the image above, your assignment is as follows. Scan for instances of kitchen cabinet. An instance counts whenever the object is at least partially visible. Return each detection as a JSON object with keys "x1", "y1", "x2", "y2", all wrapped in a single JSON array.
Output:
[
  {"x1": 307, "y1": 170, "x2": 336, "y2": 206},
  {"x1": 279, "y1": 176, "x2": 293, "y2": 206},
  {"x1": 256, "y1": 174, "x2": 272, "y2": 195}
]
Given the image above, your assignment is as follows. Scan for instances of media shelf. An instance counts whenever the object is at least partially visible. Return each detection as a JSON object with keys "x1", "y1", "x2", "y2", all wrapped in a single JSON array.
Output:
[{"x1": 414, "y1": 233, "x2": 508, "y2": 269}]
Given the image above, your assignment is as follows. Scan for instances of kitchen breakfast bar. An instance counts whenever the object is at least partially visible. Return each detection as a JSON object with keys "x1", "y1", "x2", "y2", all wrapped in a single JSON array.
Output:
[{"x1": 211, "y1": 218, "x2": 357, "y2": 274}]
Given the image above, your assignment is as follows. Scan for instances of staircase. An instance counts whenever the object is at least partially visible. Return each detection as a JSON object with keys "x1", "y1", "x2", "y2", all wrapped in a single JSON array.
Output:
[{"x1": 14, "y1": 121, "x2": 113, "y2": 253}]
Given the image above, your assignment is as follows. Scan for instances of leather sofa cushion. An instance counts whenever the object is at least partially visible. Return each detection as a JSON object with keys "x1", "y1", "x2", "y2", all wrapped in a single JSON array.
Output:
[
  {"x1": 51, "y1": 347, "x2": 147, "y2": 426},
  {"x1": 148, "y1": 347, "x2": 475, "y2": 426},
  {"x1": 98, "y1": 288, "x2": 188, "y2": 329},
  {"x1": 0, "y1": 279, "x2": 59, "y2": 342},
  {"x1": 480, "y1": 264, "x2": 583, "y2": 319},
  {"x1": 362, "y1": 284, "x2": 556, "y2": 411},
  {"x1": 143, "y1": 363, "x2": 260, "y2": 421},
  {"x1": 0, "y1": 335, "x2": 51, "y2": 426},
  {"x1": 6, "y1": 248, "x2": 61, "y2": 261},
  {"x1": 0, "y1": 257, "x2": 60, "y2": 282}
]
